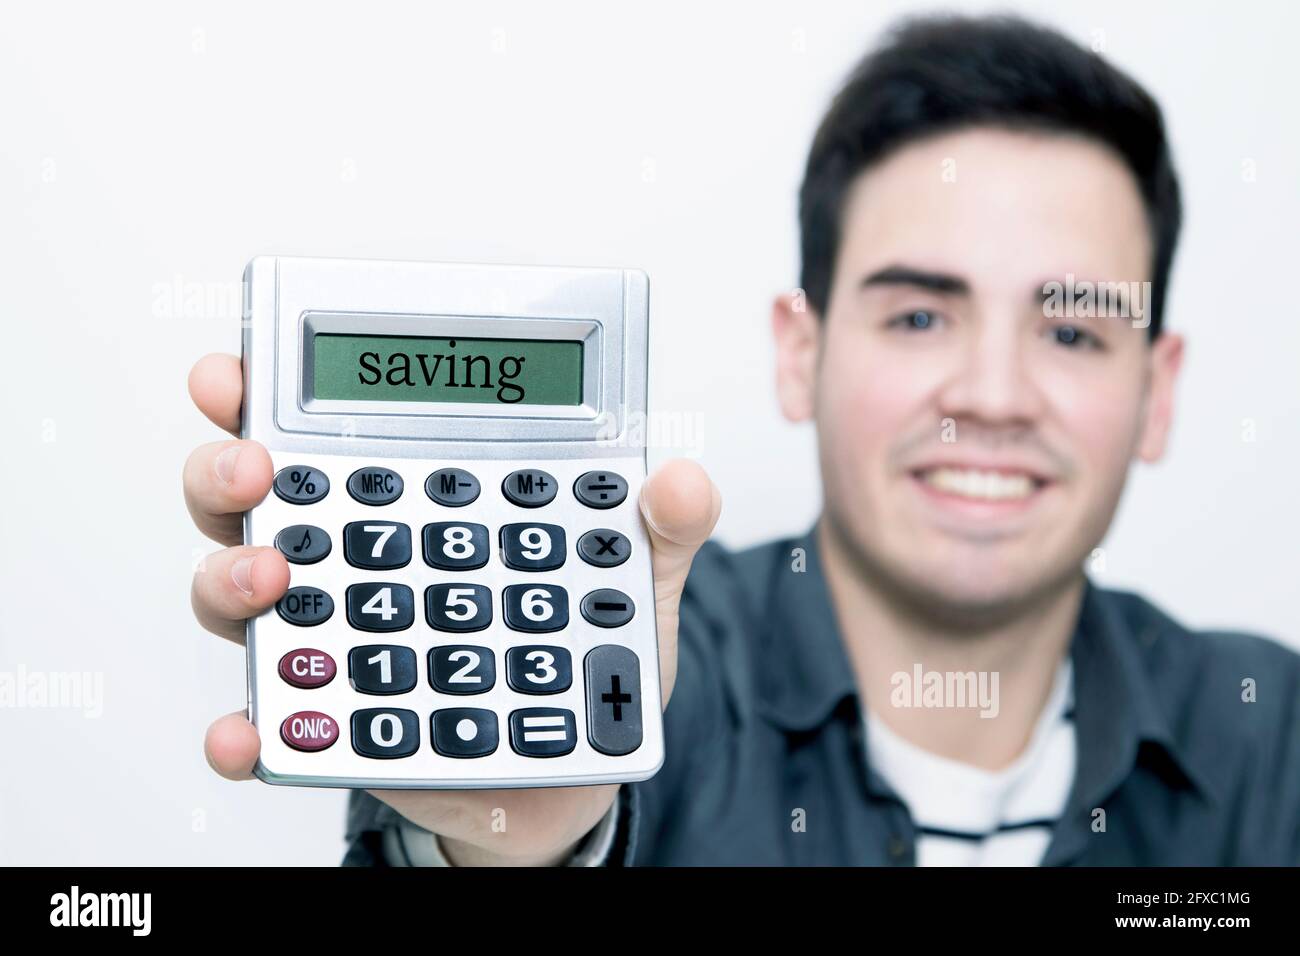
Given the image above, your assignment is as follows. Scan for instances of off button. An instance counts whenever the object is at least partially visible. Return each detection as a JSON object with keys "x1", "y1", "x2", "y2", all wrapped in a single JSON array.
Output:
[{"x1": 276, "y1": 586, "x2": 334, "y2": 626}]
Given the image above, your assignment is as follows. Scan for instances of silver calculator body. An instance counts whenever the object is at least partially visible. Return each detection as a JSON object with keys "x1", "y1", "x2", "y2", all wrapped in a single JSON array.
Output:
[{"x1": 241, "y1": 256, "x2": 663, "y2": 789}]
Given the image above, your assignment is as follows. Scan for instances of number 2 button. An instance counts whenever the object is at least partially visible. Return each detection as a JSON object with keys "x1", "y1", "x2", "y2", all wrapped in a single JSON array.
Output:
[{"x1": 346, "y1": 583, "x2": 415, "y2": 632}]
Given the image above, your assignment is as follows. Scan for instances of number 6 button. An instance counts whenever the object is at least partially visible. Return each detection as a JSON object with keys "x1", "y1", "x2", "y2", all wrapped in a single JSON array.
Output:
[
  {"x1": 500, "y1": 523, "x2": 566, "y2": 571},
  {"x1": 503, "y1": 584, "x2": 569, "y2": 632},
  {"x1": 346, "y1": 583, "x2": 415, "y2": 632}
]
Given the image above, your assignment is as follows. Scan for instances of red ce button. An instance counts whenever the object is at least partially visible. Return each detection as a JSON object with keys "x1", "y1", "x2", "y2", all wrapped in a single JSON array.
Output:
[{"x1": 278, "y1": 648, "x2": 337, "y2": 688}]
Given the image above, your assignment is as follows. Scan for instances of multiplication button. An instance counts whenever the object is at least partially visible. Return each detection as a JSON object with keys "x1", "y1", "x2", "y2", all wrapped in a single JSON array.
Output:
[
  {"x1": 426, "y1": 468, "x2": 480, "y2": 507},
  {"x1": 577, "y1": 529, "x2": 630, "y2": 568},
  {"x1": 574, "y1": 471, "x2": 627, "y2": 509},
  {"x1": 502, "y1": 469, "x2": 557, "y2": 507},
  {"x1": 580, "y1": 588, "x2": 634, "y2": 627},
  {"x1": 273, "y1": 466, "x2": 329, "y2": 505}
]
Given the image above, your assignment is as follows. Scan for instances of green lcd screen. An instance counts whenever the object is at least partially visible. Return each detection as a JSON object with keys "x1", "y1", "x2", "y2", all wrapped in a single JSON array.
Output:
[{"x1": 312, "y1": 333, "x2": 584, "y2": 406}]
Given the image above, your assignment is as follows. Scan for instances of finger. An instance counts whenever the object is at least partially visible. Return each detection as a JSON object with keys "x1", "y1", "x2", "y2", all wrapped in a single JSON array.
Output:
[
  {"x1": 189, "y1": 353, "x2": 244, "y2": 435},
  {"x1": 183, "y1": 439, "x2": 274, "y2": 545},
  {"x1": 192, "y1": 546, "x2": 290, "y2": 643},
  {"x1": 640, "y1": 458, "x2": 722, "y2": 600},
  {"x1": 204, "y1": 711, "x2": 261, "y2": 780}
]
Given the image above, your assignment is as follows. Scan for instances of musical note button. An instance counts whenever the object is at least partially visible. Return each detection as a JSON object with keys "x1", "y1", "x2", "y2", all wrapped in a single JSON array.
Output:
[{"x1": 274, "y1": 524, "x2": 332, "y2": 565}]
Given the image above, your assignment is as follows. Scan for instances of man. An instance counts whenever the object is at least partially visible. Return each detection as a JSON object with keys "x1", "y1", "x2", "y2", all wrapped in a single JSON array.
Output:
[{"x1": 185, "y1": 14, "x2": 1300, "y2": 865}]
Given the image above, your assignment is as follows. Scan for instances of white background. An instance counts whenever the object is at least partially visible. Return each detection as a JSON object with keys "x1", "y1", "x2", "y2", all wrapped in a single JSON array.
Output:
[{"x1": 1, "y1": 0, "x2": 1296, "y2": 865}]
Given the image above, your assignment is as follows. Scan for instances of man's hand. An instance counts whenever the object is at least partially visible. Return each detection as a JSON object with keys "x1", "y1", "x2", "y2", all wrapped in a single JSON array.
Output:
[{"x1": 184, "y1": 352, "x2": 721, "y2": 866}]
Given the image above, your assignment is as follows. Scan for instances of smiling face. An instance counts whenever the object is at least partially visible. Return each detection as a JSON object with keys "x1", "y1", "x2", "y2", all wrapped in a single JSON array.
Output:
[{"x1": 774, "y1": 127, "x2": 1185, "y2": 622}]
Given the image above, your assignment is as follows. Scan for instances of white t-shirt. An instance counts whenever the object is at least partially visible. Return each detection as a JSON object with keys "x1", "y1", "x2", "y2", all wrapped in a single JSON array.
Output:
[{"x1": 863, "y1": 657, "x2": 1076, "y2": 866}]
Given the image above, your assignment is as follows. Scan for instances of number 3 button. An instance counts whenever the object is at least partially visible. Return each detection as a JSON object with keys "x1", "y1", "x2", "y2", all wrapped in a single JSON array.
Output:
[{"x1": 346, "y1": 583, "x2": 415, "y2": 632}]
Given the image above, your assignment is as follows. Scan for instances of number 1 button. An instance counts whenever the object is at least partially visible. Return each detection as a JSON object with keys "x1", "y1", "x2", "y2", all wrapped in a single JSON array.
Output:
[{"x1": 346, "y1": 583, "x2": 415, "y2": 632}]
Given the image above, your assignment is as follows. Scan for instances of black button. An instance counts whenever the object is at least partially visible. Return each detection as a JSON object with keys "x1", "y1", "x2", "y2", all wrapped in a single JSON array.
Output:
[
  {"x1": 508, "y1": 707, "x2": 577, "y2": 757},
  {"x1": 431, "y1": 708, "x2": 499, "y2": 758},
  {"x1": 426, "y1": 468, "x2": 480, "y2": 507},
  {"x1": 506, "y1": 645, "x2": 572, "y2": 695},
  {"x1": 574, "y1": 471, "x2": 627, "y2": 509},
  {"x1": 275, "y1": 586, "x2": 334, "y2": 626},
  {"x1": 347, "y1": 467, "x2": 403, "y2": 505},
  {"x1": 577, "y1": 529, "x2": 630, "y2": 568},
  {"x1": 351, "y1": 708, "x2": 420, "y2": 758},
  {"x1": 425, "y1": 583, "x2": 492, "y2": 632},
  {"x1": 423, "y1": 522, "x2": 489, "y2": 570},
  {"x1": 502, "y1": 469, "x2": 557, "y2": 507},
  {"x1": 500, "y1": 523, "x2": 566, "y2": 571},
  {"x1": 580, "y1": 588, "x2": 634, "y2": 628},
  {"x1": 584, "y1": 645, "x2": 643, "y2": 755},
  {"x1": 344, "y1": 521, "x2": 412, "y2": 570},
  {"x1": 274, "y1": 525, "x2": 331, "y2": 565},
  {"x1": 273, "y1": 466, "x2": 329, "y2": 505},
  {"x1": 348, "y1": 644, "x2": 418, "y2": 695},
  {"x1": 346, "y1": 582, "x2": 415, "y2": 632},
  {"x1": 428, "y1": 645, "x2": 496, "y2": 694},
  {"x1": 503, "y1": 584, "x2": 569, "y2": 633}
]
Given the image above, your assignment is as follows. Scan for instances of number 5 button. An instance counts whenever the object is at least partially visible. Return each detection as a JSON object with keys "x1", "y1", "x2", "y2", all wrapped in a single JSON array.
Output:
[
  {"x1": 346, "y1": 583, "x2": 415, "y2": 632},
  {"x1": 425, "y1": 584, "x2": 492, "y2": 632},
  {"x1": 500, "y1": 523, "x2": 566, "y2": 571}
]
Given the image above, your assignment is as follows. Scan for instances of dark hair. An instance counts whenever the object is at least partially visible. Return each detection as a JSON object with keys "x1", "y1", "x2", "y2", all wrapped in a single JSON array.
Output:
[{"x1": 798, "y1": 14, "x2": 1181, "y2": 339}]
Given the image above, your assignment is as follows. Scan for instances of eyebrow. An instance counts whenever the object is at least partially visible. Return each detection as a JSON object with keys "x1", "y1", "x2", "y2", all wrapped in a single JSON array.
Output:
[{"x1": 859, "y1": 265, "x2": 970, "y2": 295}]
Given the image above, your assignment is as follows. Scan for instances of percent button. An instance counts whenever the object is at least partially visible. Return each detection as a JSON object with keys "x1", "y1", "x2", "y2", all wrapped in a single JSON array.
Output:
[{"x1": 273, "y1": 465, "x2": 330, "y2": 505}]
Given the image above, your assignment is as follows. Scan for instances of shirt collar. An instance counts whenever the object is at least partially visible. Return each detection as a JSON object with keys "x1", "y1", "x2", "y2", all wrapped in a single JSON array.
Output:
[{"x1": 754, "y1": 521, "x2": 1217, "y2": 806}]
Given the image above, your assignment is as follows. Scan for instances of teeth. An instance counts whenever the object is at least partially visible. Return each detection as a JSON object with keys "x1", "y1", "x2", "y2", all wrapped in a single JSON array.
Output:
[{"x1": 920, "y1": 467, "x2": 1036, "y2": 500}]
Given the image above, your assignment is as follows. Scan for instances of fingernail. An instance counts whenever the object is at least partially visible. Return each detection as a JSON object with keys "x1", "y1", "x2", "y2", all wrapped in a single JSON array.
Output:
[
  {"x1": 214, "y1": 445, "x2": 241, "y2": 484},
  {"x1": 231, "y1": 556, "x2": 255, "y2": 596}
]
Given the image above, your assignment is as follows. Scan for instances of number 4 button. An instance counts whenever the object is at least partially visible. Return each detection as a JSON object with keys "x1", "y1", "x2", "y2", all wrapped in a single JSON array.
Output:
[{"x1": 346, "y1": 583, "x2": 415, "y2": 632}]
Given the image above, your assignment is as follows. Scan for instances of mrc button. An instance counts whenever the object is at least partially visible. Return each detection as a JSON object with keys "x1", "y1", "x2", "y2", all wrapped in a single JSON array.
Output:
[
  {"x1": 278, "y1": 649, "x2": 336, "y2": 688},
  {"x1": 275, "y1": 586, "x2": 334, "y2": 626},
  {"x1": 273, "y1": 466, "x2": 329, "y2": 505},
  {"x1": 347, "y1": 467, "x2": 404, "y2": 505},
  {"x1": 580, "y1": 588, "x2": 635, "y2": 628},
  {"x1": 280, "y1": 710, "x2": 339, "y2": 752},
  {"x1": 426, "y1": 468, "x2": 480, "y2": 507},
  {"x1": 502, "y1": 469, "x2": 557, "y2": 507},
  {"x1": 574, "y1": 471, "x2": 628, "y2": 509}
]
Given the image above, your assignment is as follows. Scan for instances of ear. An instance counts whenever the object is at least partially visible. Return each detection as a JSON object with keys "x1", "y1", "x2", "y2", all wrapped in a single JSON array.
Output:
[
  {"x1": 1135, "y1": 332, "x2": 1185, "y2": 462},
  {"x1": 772, "y1": 291, "x2": 822, "y2": 423}
]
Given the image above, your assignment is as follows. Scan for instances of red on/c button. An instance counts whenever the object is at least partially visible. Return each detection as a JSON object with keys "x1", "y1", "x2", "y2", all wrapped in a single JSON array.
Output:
[
  {"x1": 281, "y1": 711, "x2": 338, "y2": 752},
  {"x1": 278, "y1": 648, "x2": 336, "y2": 688}
]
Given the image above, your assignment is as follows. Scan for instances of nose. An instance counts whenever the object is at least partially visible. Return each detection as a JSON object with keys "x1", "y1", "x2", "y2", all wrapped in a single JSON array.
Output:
[{"x1": 935, "y1": 318, "x2": 1046, "y2": 429}]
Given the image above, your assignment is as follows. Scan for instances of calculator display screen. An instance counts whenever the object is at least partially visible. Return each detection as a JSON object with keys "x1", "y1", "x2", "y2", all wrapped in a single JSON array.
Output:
[{"x1": 311, "y1": 334, "x2": 584, "y2": 406}]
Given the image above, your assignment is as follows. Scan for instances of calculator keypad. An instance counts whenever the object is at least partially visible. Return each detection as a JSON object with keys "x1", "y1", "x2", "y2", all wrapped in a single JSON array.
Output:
[{"x1": 249, "y1": 455, "x2": 661, "y2": 787}]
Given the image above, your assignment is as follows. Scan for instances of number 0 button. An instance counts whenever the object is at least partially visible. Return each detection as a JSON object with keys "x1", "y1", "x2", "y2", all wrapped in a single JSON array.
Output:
[
  {"x1": 346, "y1": 583, "x2": 414, "y2": 632},
  {"x1": 351, "y1": 708, "x2": 420, "y2": 759}
]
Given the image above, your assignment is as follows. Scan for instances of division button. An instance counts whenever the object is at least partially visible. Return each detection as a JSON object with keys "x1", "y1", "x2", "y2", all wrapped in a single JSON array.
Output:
[
  {"x1": 580, "y1": 588, "x2": 635, "y2": 628},
  {"x1": 275, "y1": 586, "x2": 334, "y2": 626},
  {"x1": 431, "y1": 708, "x2": 499, "y2": 758},
  {"x1": 508, "y1": 707, "x2": 577, "y2": 757},
  {"x1": 273, "y1": 466, "x2": 329, "y2": 505},
  {"x1": 584, "y1": 645, "x2": 643, "y2": 756},
  {"x1": 502, "y1": 469, "x2": 557, "y2": 507},
  {"x1": 278, "y1": 649, "x2": 336, "y2": 689},
  {"x1": 426, "y1": 468, "x2": 480, "y2": 507},
  {"x1": 577, "y1": 529, "x2": 630, "y2": 568},
  {"x1": 351, "y1": 708, "x2": 420, "y2": 759},
  {"x1": 280, "y1": 710, "x2": 339, "y2": 752},
  {"x1": 574, "y1": 471, "x2": 628, "y2": 509},
  {"x1": 347, "y1": 467, "x2": 404, "y2": 505},
  {"x1": 274, "y1": 525, "x2": 331, "y2": 565}
]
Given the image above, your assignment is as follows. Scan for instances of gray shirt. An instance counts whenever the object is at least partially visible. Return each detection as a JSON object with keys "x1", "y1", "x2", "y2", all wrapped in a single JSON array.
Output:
[{"x1": 343, "y1": 525, "x2": 1300, "y2": 866}]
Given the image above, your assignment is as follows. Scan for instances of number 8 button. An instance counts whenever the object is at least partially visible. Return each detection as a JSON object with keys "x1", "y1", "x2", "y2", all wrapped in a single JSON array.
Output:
[{"x1": 423, "y1": 522, "x2": 489, "y2": 570}]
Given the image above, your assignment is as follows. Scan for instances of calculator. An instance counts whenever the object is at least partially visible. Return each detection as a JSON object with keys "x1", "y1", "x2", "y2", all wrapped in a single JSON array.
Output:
[{"x1": 240, "y1": 256, "x2": 664, "y2": 789}]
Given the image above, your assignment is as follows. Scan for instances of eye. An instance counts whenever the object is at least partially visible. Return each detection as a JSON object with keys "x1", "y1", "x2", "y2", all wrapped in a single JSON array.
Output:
[
  {"x1": 1048, "y1": 324, "x2": 1103, "y2": 350},
  {"x1": 886, "y1": 310, "x2": 942, "y2": 332}
]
